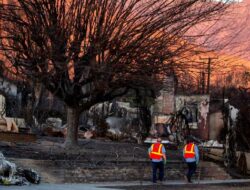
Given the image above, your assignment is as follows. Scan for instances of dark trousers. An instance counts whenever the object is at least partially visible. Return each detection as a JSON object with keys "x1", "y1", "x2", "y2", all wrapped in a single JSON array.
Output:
[
  {"x1": 186, "y1": 162, "x2": 197, "y2": 182},
  {"x1": 152, "y1": 161, "x2": 164, "y2": 183}
]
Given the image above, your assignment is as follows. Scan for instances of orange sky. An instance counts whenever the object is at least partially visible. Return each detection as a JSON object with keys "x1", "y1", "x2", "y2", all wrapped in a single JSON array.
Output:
[
  {"x1": 191, "y1": 0, "x2": 250, "y2": 61},
  {"x1": 1, "y1": 0, "x2": 250, "y2": 87}
]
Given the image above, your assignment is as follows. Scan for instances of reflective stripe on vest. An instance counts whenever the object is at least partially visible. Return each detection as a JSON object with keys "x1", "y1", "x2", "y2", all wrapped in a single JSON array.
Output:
[
  {"x1": 150, "y1": 143, "x2": 163, "y2": 160},
  {"x1": 184, "y1": 143, "x2": 195, "y2": 159}
]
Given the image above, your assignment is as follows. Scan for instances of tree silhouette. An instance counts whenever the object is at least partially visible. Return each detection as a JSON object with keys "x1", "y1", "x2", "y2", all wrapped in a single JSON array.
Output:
[{"x1": 0, "y1": 0, "x2": 228, "y2": 147}]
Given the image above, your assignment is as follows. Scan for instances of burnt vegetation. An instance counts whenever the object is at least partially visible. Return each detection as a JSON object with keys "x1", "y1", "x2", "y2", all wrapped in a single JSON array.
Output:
[{"x1": 0, "y1": 0, "x2": 229, "y2": 147}]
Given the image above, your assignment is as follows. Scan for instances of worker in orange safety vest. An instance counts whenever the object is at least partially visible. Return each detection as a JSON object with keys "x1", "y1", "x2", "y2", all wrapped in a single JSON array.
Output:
[
  {"x1": 183, "y1": 137, "x2": 199, "y2": 183},
  {"x1": 148, "y1": 137, "x2": 167, "y2": 184}
]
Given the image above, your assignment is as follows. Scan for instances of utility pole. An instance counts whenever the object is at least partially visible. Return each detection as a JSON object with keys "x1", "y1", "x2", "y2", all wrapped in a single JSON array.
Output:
[
  {"x1": 0, "y1": 0, "x2": 2, "y2": 49},
  {"x1": 202, "y1": 71, "x2": 206, "y2": 94},
  {"x1": 199, "y1": 71, "x2": 206, "y2": 94},
  {"x1": 207, "y1": 58, "x2": 211, "y2": 94},
  {"x1": 200, "y1": 57, "x2": 218, "y2": 94}
]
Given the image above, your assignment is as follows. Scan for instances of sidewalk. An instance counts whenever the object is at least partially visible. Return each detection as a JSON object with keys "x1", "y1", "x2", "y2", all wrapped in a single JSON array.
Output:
[
  {"x1": 0, "y1": 184, "x2": 116, "y2": 190},
  {"x1": 0, "y1": 179, "x2": 250, "y2": 190},
  {"x1": 103, "y1": 179, "x2": 250, "y2": 187}
]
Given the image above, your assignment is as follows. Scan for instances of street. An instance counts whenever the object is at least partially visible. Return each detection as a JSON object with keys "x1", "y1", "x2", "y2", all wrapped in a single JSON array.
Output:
[
  {"x1": 1, "y1": 180, "x2": 250, "y2": 190},
  {"x1": 0, "y1": 184, "x2": 118, "y2": 190}
]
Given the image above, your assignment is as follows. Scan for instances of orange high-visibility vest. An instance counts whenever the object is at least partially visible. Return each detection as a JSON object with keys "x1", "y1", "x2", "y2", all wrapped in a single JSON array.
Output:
[
  {"x1": 150, "y1": 143, "x2": 163, "y2": 160},
  {"x1": 184, "y1": 143, "x2": 195, "y2": 159}
]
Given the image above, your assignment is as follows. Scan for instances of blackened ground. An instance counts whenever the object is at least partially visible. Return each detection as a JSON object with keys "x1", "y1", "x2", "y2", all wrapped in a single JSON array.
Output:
[
  {"x1": 0, "y1": 136, "x2": 181, "y2": 161},
  {"x1": 0, "y1": 137, "x2": 243, "y2": 183}
]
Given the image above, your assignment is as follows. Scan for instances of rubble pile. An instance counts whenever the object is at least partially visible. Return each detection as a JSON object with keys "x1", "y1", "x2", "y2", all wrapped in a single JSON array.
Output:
[
  {"x1": 0, "y1": 152, "x2": 40, "y2": 186},
  {"x1": 42, "y1": 118, "x2": 65, "y2": 137},
  {"x1": 201, "y1": 140, "x2": 223, "y2": 148},
  {"x1": 0, "y1": 117, "x2": 19, "y2": 133}
]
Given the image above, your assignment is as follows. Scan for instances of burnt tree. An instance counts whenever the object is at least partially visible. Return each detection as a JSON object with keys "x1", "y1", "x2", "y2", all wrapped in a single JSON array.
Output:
[{"x1": 0, "y1": 0, "x2": 228, "y2": 147}]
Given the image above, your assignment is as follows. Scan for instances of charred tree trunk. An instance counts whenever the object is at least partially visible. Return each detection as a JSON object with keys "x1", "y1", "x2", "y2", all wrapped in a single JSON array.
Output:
[
  {"x1": 139, "y1": 106, "x2": 152, "y2": 137},
  {"x1": 65, "y1": 106, "x2": 80, "y2": 148}
]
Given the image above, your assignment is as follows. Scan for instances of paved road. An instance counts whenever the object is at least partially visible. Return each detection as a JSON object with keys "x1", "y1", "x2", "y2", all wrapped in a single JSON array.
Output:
[
  {"x1": 1, "y1": 179, "x2": 250, "y2": 190},
  {"x1": 0, "y1": 184, "x2": 119, "y2": 190}
]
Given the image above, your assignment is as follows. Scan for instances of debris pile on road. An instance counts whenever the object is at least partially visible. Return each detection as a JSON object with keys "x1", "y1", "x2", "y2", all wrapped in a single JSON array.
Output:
[{"x1": 0, "y1": 152, "x2": 40, "y2": 185}]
